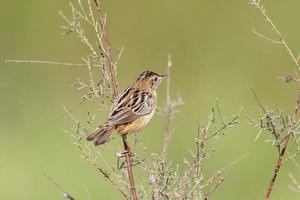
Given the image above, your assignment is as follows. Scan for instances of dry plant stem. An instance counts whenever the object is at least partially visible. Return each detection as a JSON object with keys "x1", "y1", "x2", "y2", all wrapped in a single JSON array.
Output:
[
  {"x1": 280, "y1": 151, "x2": 300, "y2": 166},
  {"x1": 92, "y1": 1, "x2": 137, "y2": 199},
  {"x1": 264, "y1": 96, "x2": 300, "y2": 200},
  {"x1": 251, "y1": 0, "x2": 299, "y2": 67},
  {"x1": 264, "y1": 135, "x2": 290, "y2": 200},
  {"x1": 93, "y1": 0, "x2": 119, "y2": 96},
  {"x1": 63, "y1": 107, "x2": 130, "y2": 199},
  {"x1": 122, "y1": 135, "x2": 138, "y2": 200},
  {"x1": 252, "y1": 29, "x2": 282, "y2": 44},
  {"x1": 78, "y1": 142, "x2": 131, "y2": 199},
  {"x1": 250, "y1": 1, "x2": 300, "y2": 199},
  {"x1": 6, "y1": 1, "x2": 134, "y2": 199},
  {"x1": 161, "y1": 54, "x2": 172, "y2": 163},
  {"x1": 203, "y1": 154, "x2": 249, "y2": 200},
  {"x1": 4, "y1": 59, "x2": 102, "y2": 67}
]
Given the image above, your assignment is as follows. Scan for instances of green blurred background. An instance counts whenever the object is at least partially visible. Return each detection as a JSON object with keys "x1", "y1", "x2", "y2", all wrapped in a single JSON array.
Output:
[{"x1": 1, "y1": 0, "x2": 300, "y2": 199}]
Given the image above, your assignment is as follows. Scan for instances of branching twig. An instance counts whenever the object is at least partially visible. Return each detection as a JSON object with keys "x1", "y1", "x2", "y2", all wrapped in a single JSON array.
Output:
[
  {"x1": 264, "y1": 94, "x2": 300, "y2": 199},
  {"x1": 63, "y1": 106, "x2": 130, "y2": 199},
  {"x1": 93, "y1": 0, "x2": 119, "y2": 96},
  {"x1": 250, "y1": 0, "x2": 299, "y2": 67},
  {"x1": 252, "y1": 29, "x2": 282, "y2": 44},
  {"x1": 250, "y1": 1, "x2": 300, "y2": 198},
  {"x1": 92, "y1": 1, "x2": 137, "y2": 199},
  {"x1": 4, "y1": 59, "x2": 101, "y2": 67},
  {"x1": 6, "y1": 1, "x2": 136, "y2": 199},
  {"x1": 203, "y1": 154, "x2": 249, "y2": 200}
]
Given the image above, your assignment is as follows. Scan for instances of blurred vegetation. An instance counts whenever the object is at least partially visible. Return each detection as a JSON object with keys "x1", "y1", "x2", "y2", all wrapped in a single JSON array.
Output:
[{"x1": 1, "y1": 0, "x2": 300, "y2": 199}]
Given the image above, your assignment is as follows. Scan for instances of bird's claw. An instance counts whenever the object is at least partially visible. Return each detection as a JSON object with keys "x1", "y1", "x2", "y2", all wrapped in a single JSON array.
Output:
[{"x1": 116, "y1": 150, "x2": 135, "y2": 158}]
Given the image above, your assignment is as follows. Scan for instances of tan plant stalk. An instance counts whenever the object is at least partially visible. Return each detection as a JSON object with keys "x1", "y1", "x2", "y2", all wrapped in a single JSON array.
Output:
[
  {"x1": 92, "y1": 1, "x2": 137, "y2": 199},
  {"x1": 250, "y1": 0, "x2": 300, "y2": 199}
]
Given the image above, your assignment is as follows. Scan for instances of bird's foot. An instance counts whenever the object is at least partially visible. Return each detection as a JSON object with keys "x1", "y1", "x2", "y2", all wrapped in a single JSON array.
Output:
[
  {"x1": 116, "y1": 150, "x2": 144, "y2": 169},
  {"x1": 116, "y1": 149, "x2": 135, "y2": 158}
]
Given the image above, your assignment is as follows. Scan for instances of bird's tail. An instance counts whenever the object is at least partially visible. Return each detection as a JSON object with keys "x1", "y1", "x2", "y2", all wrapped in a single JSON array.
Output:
[{"x1": 87, "y1": 122, "x2": 114, "y2": 146}]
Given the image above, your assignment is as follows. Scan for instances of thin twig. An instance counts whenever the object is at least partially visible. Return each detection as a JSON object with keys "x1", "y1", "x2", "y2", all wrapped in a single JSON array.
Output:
[
  {"x1": 161, "y1": 54, "x2": 172, "y2": 163},
  {"x1": 203, "y1": 153, "x2": 249, "y2": 200},
  {"x1": 251, "y1": 88, "x2": 267, "y2": 113},
  {"x1": 4, "y1": 59, "x2": 101, "y2": 67},
  {"x1": 93, "y1": 0, "x2": 119, "y2": 96},
  {"x1": 264, "y1": 93, "x2": 300, "y2": 200},
  {"x1": 280, "y1": 151, "x2": 300, "y2": 166},
  {"x1": 63, "y1": 106, "x2": 130, "y2": 200},
  {"x1": 251, "y1": 0, "x2": 299, "y2": 67},
  {"x1": 252, "y1": 29, "x2": 282, "y2": 44},
  {"x1": 44, "y1": 174, "x2": 76, "y2": 200},
  {"x1": 83, "y1": 183, "x2": 92, "y2": 200},
  {"x1": 114, "y1": 47, "x2": 125, "y2": 69}
]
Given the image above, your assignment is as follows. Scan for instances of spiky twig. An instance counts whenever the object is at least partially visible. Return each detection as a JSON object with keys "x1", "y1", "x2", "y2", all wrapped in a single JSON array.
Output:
[
  {"x1": 93, "y1": 0, "x2": 119, "y2": 96},
  {"x1": 91, "y1": 1, "x2": 137, "y2": 199},
  {"x1": 62, "y1": 106, "x2": 131, "y2": 199},
  {"x1": 249, "y1": 0, "x2": 300, "y2": 67},
  {"x1": 264, "y1": 96, "x2": 300, "y2": 199},
  {"x1": 249, "y1": 1, "x2": 300, "y2": 199}
]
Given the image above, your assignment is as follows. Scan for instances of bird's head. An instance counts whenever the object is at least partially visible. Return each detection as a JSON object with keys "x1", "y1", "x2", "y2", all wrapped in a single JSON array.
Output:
[{"x1": 135, "y1": 70, "x2": 167, "y2": 90}]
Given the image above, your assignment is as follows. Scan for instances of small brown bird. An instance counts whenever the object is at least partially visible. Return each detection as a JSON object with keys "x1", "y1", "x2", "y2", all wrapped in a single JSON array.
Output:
[{"x1": 87, "y1": 70, "x2": 167, "y2": 146}]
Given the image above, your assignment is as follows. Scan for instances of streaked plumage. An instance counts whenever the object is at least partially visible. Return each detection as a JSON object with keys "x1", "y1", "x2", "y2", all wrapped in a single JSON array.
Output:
[{"x1": 87, "y1": 71, "x2": 166, "y2": 146}]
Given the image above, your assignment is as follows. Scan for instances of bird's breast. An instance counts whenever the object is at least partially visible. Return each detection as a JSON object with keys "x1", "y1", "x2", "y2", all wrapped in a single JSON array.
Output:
[{"x1": 116, "y1": 110, "x2": 155, "y2": 135}]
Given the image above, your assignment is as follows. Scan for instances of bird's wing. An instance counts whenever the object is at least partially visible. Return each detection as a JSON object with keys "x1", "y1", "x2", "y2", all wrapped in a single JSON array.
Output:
[{"x1": 108, "y1": 89, "x2": 155, "y2": 125}]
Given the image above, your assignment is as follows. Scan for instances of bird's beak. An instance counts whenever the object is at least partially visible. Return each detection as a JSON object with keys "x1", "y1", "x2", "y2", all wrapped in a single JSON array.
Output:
[{"x1": 159, "y1": 74, "x2": 168, "y2": 79}]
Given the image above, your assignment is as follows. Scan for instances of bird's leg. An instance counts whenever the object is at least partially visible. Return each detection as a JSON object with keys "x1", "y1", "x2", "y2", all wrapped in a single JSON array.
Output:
[
  {"x1": 116, "y1": 134, "x2": 135, "y2": 158},
  {"x1": 122, "y1": 134, "x2": 134, "y2": 157},
  {"x1": 117, "y1": 134, "x2": 140, "y2": 170}
]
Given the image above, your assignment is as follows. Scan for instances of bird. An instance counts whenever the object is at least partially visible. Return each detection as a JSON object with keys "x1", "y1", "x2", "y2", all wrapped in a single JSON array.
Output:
[{"x1": 87, "y1": 70, "x2": 167, "y2": 146}]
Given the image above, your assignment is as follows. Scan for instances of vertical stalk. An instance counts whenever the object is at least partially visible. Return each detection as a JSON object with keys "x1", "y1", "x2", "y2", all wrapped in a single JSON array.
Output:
[
  {"x1": 93, "y1": 1, "x2": 137, "y2": 199},
  {"x1": 123, "y1": 135, "x2": 138, "y2": 200}
]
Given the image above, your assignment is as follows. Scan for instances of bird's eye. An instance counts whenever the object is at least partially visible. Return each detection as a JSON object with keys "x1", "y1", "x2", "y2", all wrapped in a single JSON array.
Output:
[{"x1": 154, "y1": 77, "x2": 158, "y2": 81}]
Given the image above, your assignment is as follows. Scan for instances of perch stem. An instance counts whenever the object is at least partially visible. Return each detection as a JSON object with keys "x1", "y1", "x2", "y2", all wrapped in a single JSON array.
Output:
[
  {"x1": 93, "y1": 0, "x2": 119, "y2": 96},
  {"x1": 92, "y1": 1, "x2": 137, "y2": 199},
  {"x1": 122, "y1": 134, "x2": 138, "y2": 200}
]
